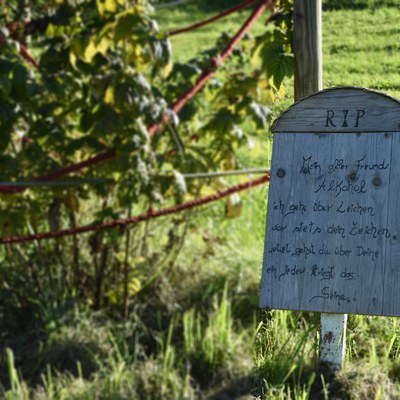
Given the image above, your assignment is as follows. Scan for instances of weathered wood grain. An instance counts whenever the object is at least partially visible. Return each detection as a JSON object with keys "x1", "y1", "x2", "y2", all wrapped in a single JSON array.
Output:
[
  {"x1": 260, "y1": 87, "x2": 400, "y2": 316},
  {"x1": 294, "y1": 0, "x2": 323, "y2": 99},
  {"x1": 272, "y1": 87, "x2": 400, "y2": 133}
]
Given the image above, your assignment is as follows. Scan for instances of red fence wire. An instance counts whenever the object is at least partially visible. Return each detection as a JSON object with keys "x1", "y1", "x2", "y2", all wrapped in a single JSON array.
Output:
[
  {"x1": 0, "y1": 150, "x2": 117, "y2": 194},
  {"x1": 148, "y1": 0, "x2": 272, "y2": 136},
  {"x1": 0, "y1": 174, "x2": 270, "y2": 245},
  {"x1": 168, "y1": 0, "x2": 258, "y2": 36}
]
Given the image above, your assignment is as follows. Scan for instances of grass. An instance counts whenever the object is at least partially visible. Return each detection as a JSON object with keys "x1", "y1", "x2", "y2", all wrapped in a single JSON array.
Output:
[
  {"x1": 1, "y1": 2, "x2": 400, "y2": 400},
  {"x1": 155, "y1": 5, "x2": 268, "y2": 65},
  {"x1": 323, "y1": 7, "x2": 400, "y2": 96}
]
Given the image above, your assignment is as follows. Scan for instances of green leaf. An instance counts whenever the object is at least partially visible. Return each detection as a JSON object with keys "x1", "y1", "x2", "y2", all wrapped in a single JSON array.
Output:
[
  {"x1": 179, "y1": 103, "x2": 197, "y2": 122},
  {"x1": 0, "y1": 75, "x2": 11, "y2": 97},
  {"x1": 205, "y1": 109, "x2": 236, "y2": 134},
  {"x1": 248, "y1": 102, "x2": 272, "y2": 130},
  {"x1": 114, "y1": 13, "x2": 144, "y2": 41},
  {"x1": 0, "y1": 60, "x2": 14, "y2": 75},
  {"x1": 65, "y1": 137, "x2": 105, "y2": 154},
  {"x1": 40, "y1": 46, "x2": 69, "y2": 72},
  {"x1": 70, "y1": 35, "x2": 90, "y2": 59},
  {"x1": 269, "y1": 53, "x2": 294, "y2": 89},
  {"x1": 96, "y1": 0, "x2": 118, "y2": 16},
  {"x1": 79, "y1": 110, "x2": 96, "y2": 132},
  {"x1": 260, "y1": 41, "x2": 293, "y2": 88},
  {"x1": 0, "y1": 127, "x2": 12, "y2": 152},
  {"x1": 37, "y1": 103, "x2": 62, "y2": 118},
  {"x1": 151, "y1": 38, "x2": 171, "y2": 70},
  {"x1": 52, "y1": 3, "x2": 75, "y2": 25},
  {"x1": 92, "y1": 104, "x2": 121, "y2": 136},
  {"x1": 0, "y1": 155, "x2": 19, "y2": 177},
  {"x1": 219, "y1": 75, "x2": 259, "y2": 100},
  {"x1": 11, "y1": 64, "x2": 28, "y2": 99},
  {"x1": 225, "y1": 193, "x2": 242, "y2": 219},
  {"x1": 171, "y1": 62, "x2": 202, "y2": 81},
  {"x1": 114, "y1": 84, "x2": 132, "y2": 110}
]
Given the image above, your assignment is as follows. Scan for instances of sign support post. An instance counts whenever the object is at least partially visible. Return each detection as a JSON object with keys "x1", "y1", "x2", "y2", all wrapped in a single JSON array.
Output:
[
  {"x1": 319, "y1": 313, "x2": 347, "y2": 368},
  {"x1": 293, "y1": 0, "x2": 347, "y2": 369}
]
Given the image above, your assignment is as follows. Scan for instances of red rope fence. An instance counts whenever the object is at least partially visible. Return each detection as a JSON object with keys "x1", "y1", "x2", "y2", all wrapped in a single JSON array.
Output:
[
  {"x1": 0, "y1": 174, "x2": 269, "y2": 245},
  {"x1": 148, "y1": 0, "x2": 273, "y2": 136},
  {"x1": 0, "y1": 150, "x2": 117, "y2": 194},
  {"x1": 168, "y1": 0, "x2": 258, "y2": 36}
]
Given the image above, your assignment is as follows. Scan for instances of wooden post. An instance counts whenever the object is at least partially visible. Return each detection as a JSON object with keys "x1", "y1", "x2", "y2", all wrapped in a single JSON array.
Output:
[
  {"x1": 320, "y1": 313, "x2": 347, "y2": 368},
  {"x1": 293, "y1": 0, "x2": 347, "y2": 369},
  {"x1": 294, "y1": 0, "x2": 323, "y2": 99}
]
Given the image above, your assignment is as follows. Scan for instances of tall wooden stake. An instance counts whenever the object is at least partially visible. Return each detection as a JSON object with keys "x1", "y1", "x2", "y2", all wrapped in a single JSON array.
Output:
[
  {"x1": 294, "y1": 0, "x2": 322, "y2": 99},
  {"x1": 293, "y1": 0, "x2": 347, "y2": 369},
  {"x1": 293, "y1": 0, "x2": 322, "y2": 100}
]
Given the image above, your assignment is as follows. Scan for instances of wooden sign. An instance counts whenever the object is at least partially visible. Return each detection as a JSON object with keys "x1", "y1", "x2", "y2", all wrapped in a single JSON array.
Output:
[{"x1": 260, "y1": 87, "x2": 400, "y2": 316}]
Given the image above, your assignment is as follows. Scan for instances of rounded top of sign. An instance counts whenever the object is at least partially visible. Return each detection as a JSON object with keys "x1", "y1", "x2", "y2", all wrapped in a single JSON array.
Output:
[{"x1": 271, "y1": 86, "x2": 400, "y2": 133}]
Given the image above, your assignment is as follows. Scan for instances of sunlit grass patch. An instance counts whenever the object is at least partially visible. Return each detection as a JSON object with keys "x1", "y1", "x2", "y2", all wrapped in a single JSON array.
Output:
[{"x1": 323, "y1": 7, "x2": 400, "y2": 98}]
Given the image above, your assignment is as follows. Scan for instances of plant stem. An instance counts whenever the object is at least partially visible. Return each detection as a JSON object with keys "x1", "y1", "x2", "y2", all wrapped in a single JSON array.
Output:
[{"x1": 123, "y1": 205, "x2": 133, "y2": 318}]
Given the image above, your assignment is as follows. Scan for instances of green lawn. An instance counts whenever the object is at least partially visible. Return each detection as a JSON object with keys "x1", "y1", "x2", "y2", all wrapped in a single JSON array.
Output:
[{"x1": 323, "y1": 7, "x2": 400, "y2": 96}]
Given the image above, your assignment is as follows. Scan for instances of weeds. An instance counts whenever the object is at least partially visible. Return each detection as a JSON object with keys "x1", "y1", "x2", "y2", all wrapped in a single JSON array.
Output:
[
  {"x1": 254, "y1": 311, "x2": 317, "y2": 397},
  {"x1": 3, "y1": 349, "x2": 29, "y2": 400},
  {"x1": 183, "y1": 285, "x2": 251, "y2": 386}
]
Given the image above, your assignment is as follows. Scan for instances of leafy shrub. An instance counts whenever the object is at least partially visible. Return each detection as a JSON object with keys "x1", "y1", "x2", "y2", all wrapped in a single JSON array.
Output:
[{"x1": 0, "y1": 0, "x2": 293, "y2": 316}]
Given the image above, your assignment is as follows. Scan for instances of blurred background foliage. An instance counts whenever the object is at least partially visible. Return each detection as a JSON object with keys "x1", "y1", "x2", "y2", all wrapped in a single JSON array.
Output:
[
  {"x1": 0, "y1": 0, "x2": 293, "y2": 396},
  {"x1": 0, "y1": 0, "x2": 292, "y2": 306}
]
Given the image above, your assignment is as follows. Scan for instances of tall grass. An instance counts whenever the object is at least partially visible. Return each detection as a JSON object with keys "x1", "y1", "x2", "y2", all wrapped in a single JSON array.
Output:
[
  {"x1": 254, "y1": 312, "x2": 317, "y2": 397},
  {"x1": 2, "y1": 349, "x2": 29, "y2": 400},
  {"x1": 182, "y1": 285, "x2": 250, "y2": 386}
]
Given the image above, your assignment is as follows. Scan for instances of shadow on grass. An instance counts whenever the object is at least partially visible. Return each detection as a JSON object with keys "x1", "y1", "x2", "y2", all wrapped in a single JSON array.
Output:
[
  {"x1": 308, "y1": 365, "x2": 350, "y2": 400},
  {"x1": 207, "y1": 375, "x2": 254, "y2": 400}
]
